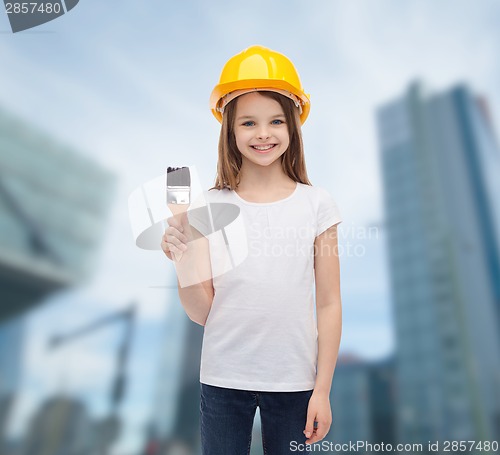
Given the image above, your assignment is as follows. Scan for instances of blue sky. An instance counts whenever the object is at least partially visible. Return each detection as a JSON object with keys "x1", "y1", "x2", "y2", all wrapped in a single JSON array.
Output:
[{"x1": 2, "y1": 0, "x2": 500, "y2": 453}]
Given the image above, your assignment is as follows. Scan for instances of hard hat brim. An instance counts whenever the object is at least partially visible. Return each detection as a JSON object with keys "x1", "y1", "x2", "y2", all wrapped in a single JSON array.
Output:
[{"x1": 210, "y1": 79, "x2": 310, "y2": 124}]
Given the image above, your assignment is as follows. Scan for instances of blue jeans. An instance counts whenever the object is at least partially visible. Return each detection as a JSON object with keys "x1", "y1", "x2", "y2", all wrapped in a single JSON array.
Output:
[{"x1": 200, "y1": 382, "x2": 314, "y2": 454}]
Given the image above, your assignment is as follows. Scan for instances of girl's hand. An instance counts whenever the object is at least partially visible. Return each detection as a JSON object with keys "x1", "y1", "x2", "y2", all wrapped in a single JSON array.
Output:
[
  {"x1": 303, "y1": 391, "x2": 332, "y2": 445},
  {"x1": 161, "y1": 213, "x2": 191, "y2": 261}
]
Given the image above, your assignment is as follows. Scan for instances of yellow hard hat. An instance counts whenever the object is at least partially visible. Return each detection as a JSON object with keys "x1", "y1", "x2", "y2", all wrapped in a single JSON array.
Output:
[{"x1": 210, "y1": 45, "x2": 311, "y2": 124}]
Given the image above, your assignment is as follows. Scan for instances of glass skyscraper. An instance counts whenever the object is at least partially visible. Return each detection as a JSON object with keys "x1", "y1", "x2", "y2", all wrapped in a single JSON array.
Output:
[{"x1": 376, "y1": 81, "x2": 500, "y2": 445}]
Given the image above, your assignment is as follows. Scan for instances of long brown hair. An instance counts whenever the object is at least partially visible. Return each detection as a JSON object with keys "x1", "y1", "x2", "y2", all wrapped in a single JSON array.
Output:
[{"x1": 209, "y1": 91, "x2": 312, "y2": 191}]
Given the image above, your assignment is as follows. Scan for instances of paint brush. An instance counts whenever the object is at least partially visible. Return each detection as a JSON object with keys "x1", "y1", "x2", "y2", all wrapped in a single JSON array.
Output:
[{"x1": 166, "y1": 166, "x2": 191, "y2": 261}]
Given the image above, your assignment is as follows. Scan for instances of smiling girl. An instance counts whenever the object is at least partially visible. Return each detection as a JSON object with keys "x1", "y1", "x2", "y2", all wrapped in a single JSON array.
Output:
[{"x1": 162, "y1": 45, "x2": 343, "y2": 455}]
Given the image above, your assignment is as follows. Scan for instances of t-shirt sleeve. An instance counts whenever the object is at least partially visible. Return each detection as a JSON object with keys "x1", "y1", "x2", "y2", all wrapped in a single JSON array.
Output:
[{"x1": 316, "y1": 187, "x2": 342, "y2": 237}]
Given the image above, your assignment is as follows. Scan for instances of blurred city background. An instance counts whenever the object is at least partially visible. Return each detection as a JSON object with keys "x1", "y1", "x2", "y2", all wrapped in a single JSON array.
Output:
[{"x1": 1, "y1": 1, "x2": 499, "y2": 454}]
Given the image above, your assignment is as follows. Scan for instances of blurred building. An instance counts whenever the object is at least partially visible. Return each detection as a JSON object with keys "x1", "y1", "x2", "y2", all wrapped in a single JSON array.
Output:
[
  {"x1": 0, "y1": 105, "x2": 116, "y2": 322},
  {"x1": 147, "y1": 291, "x2": 203, "y2": 454},
  {"x1": 22, "y1": 395, "x2": 93, "y2": 455},
  {"x1": 171, "y1": 321, "x2": 204, "y2": 452},
  {"x1": 330, "y1": 354, "x2": 372, "y2": 445},
  {"x1": 0, "y1": 317, "x2": 25, "y2": 446},
  {"x1": 376, "y1": 81, "x2": 500, "y2": 446},
  {"x1": 0, "y1": 105, "x2": 116, "y2": 451},
  {"x1": 368, "y1": 356, "x2": 396, "y2": 445},
  {"x1": 0, "y1": 317, "x2": 24, "y2": 395},
  {"x1": 329, "y1": 353, "x2": 396, "y2": 450}
]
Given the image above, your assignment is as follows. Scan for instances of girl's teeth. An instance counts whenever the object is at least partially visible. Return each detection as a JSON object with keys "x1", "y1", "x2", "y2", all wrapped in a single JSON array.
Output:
[{"x1": 253, "y1": 145, "x2": 274, "y2": 150}]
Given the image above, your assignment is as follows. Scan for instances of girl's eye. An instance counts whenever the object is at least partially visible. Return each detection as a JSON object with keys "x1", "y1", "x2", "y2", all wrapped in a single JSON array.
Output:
[{"x1": 242, "y1": 119, "x2": 284, "y2": 127}]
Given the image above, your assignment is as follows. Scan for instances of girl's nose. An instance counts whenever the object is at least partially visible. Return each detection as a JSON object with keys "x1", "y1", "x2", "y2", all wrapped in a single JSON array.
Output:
[{"x1": 257, "y1": 126, "x2": 270, "y2": 140}]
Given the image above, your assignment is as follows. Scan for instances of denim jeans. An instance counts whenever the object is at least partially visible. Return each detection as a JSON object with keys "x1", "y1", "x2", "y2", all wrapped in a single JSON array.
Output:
[{"x1": 200, "y1": 382, "x2": 314, "y2": 455}]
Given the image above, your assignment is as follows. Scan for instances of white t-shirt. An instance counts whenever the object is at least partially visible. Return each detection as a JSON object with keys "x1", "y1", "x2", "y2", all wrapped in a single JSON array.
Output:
[{"x1": 187, "y1": 182, "x2": 342, "y2": 392}]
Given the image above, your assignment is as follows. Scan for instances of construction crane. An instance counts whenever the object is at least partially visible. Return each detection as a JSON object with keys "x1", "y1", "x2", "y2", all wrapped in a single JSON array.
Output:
[{"x1": 47, "y1": 303, "x2": 136, "y2": 454}]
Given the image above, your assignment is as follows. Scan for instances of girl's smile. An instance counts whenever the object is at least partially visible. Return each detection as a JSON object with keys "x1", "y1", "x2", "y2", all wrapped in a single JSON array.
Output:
[{"x1": 251, "y1": 143, "x2": 278, "y2": 153}]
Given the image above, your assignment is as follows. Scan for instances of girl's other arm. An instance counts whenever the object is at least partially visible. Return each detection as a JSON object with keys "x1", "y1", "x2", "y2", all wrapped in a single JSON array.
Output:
[
  {"x1": 304, "y1": 224, "x2": 342, "y2": 444},
  {"x1": 313, "y1": 224, "x2": 342, "y2": 394}
]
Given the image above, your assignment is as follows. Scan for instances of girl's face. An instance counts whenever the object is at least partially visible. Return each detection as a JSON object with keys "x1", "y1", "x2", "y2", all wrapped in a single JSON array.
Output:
[{"x1": 233, "y1": 92, "x2": 290, "y2": 169}]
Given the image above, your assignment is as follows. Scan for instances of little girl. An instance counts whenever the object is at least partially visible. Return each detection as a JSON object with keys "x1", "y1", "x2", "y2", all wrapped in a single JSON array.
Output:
[{"x1": 161, "y1": 45, "x2": 342, "y2": 455}]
